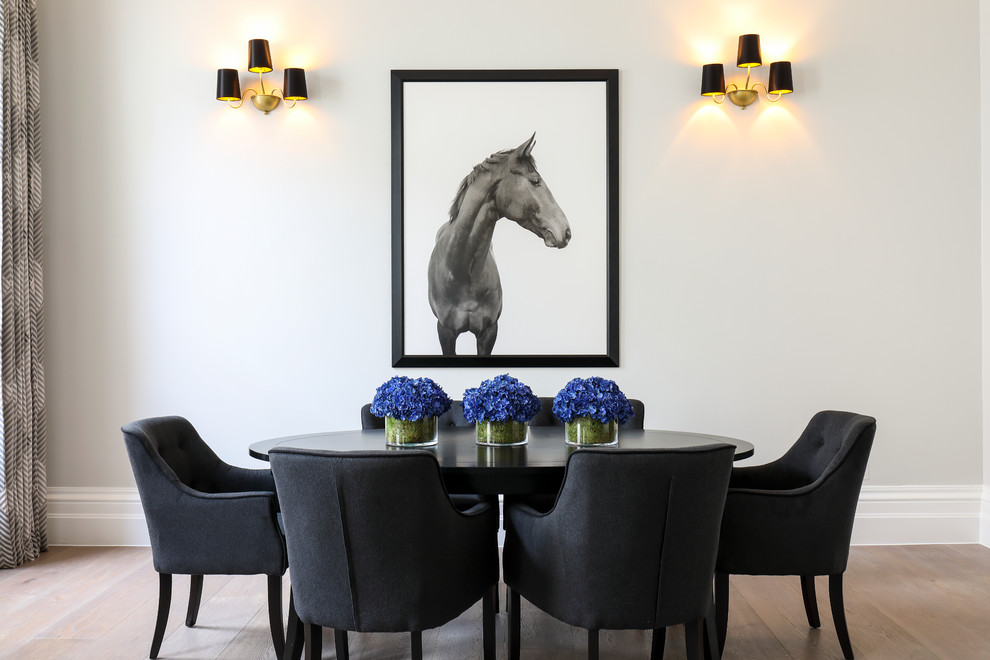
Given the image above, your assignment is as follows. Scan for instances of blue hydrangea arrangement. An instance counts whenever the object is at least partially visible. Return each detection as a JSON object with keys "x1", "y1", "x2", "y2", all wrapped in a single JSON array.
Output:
[
  {"x1": 462, "y1": 374, "x2": 542, "y2": 423},
  {"x1": 552, "y1": 376, "x2": 634, "y2": 424},
  {"x1": 370, "y1": 376, "x2": 452, "y2": 421}
]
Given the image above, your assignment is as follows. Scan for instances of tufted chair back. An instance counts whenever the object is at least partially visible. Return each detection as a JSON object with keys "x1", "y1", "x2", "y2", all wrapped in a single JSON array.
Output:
[
  {"x1": 724, "y1": 411, "x2": 875, "y2": 495},
  {"x1": 126, "y1": 416, "x2": 225, "y2": 491}
]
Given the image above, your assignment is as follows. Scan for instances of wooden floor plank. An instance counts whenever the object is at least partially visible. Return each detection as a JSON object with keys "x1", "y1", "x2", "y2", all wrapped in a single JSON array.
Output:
[
  {"x1": 720, "y1": 576, "x2": 792, "y2": 659},
  {"x1": 34, "y1": 551, "x2": 154, "y2": 640},
  {"x1": 1, "y1": 545, "x2": 989, "y2": 659},
  {"x1": 845, "y1": 546, "x2": 990, "y2": 659}
]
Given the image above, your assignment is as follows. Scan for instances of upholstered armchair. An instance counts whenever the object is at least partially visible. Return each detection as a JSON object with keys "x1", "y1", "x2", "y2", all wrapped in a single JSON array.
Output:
[
  {"x1": 715, "y1": 410, "x2": 877, "y2": 659},
  {"x1": 503, "y1": 445, "x2": 735, "y2": 660},
  {"x1": 122, "y1": 416, "x2": 287, "y2": 659},
  {"x1": 360, "y1": 400, "x2": 491, "y2": 511},
  {"x1": 270, "y1": 447, "x2": 500, "y2": 660}
]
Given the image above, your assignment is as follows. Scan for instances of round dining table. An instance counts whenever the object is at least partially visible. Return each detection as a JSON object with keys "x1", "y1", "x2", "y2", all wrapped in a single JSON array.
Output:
[{"x1": 249, "y1": 426, "x2": 754, "y2": 496}]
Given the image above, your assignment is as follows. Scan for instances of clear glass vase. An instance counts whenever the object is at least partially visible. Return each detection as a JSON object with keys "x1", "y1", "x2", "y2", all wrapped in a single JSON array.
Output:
[
  {"x1": 564, "y1": 417, "x2": 619, "y2": 446},
  {"x1": 385, "y1": 416, "x2": 438, "y2": 447},
  {"x1": 475, "y1": 420, "x2": 529, "y2": 446}
]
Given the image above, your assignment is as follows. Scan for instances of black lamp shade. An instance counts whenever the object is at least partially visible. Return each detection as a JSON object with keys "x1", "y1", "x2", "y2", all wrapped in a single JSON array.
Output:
[
  {"x1": 216, "y1": 69, "x2": 241, "y2": 101},
  {"x1": 701, "y1": 63, "x2": 726, "y2": 96},
  {"x1": 248, "y1": 39, "x2": 273, "y2": 73},
  {"x1": 768, "y1": 61, "x2": 794, "y2": 94},
  {"x1": 736, "y1": 34, "x2": 762, "y2": 68},
  {"x1": 283, "y1": 68, "x2": 308, "y2": 101}
]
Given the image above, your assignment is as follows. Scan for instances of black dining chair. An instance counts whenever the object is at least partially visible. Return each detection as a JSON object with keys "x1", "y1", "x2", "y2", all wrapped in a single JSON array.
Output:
[
  {"x1": 715, "y1": 411, "x2": 877, "y2": 660},
  {"x1": 509, "y1": 397, "x2": 648, "y2": 514},
  {"x1": 122, "y1": 416, "x2": 287, "y2": 659},
  {"x1": 360, "y1": 400, "x2": 490, "y2": 510},
  {"x1": 503, "y1": 444, "x2": 735, "y2": 660},
  {"x1": 528, "y1": 396, "x2": 646, "y2": 429},
  {"x1": 270, "y1": 447, "x2": 500, "y2": 660}
]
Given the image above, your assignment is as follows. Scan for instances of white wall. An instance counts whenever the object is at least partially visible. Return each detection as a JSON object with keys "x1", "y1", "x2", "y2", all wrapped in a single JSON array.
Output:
[{"x1": 39, "y1": 0, "x2": 985, "y2": 543}]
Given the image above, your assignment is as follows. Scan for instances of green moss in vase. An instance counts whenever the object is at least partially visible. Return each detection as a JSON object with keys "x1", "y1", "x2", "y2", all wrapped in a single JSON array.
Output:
[
  {"x1": 565, "y1": 417, "x2": 618, "y2": 446},
  {"x1": 385, "y1": 416, "x2": 438, "y2": 446},
  {"x1": 476, "y1": 420, "x2": 528, "y2": 446}
]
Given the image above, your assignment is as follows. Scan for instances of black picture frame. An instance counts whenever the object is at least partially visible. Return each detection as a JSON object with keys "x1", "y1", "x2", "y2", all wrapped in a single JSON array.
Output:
[{"x1": 391, "y1": 69, "x2": 619, "y2": 368}]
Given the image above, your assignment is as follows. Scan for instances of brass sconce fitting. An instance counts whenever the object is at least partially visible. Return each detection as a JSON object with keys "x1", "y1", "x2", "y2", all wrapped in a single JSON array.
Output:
[
  {"x1": 700, "y1": 34, "x2": 793, "y2": 109},
  {"x1": 216, "y1": 39, "x2": 308, "y2": 115}
]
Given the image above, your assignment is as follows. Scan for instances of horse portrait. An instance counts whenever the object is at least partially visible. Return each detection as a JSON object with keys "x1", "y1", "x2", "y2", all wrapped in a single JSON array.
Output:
[{"x1": 427, "y1": 133, "x2": 571, "y2": 356}]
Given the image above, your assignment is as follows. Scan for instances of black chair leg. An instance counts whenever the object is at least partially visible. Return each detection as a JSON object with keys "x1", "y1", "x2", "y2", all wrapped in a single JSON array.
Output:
[
  {"x1": 283, "y1": 591, "x2": 303, "y2": 660},
  {"x1": 267, "y1": 575, "x2": 285, "y2": 658},
  {"x1": 150, "y1": 573, "x2": 171, "y2": 659},
  {"x1": 411, "y1": 631, "x2": 423, "y2": 660},
  {"x1": 483, "y1": 585, "x2": 496, "y2": 660},
  {"x1": 304, "y1": 623, "x2": 322, "y2": 660},
  {"x1": 650, "y1": 627, "x2": 666, "y2": 660},
  {"x1": 508, "y1": 587, "x2": 521, "y2": 660},
  {"x1": 704, "y1": 603, "x2": 720, "y2": 660},
  {"x1": 685, "y1": 619, "x2": 705, "y2": 660},
  {"x1": 829, "y1": 573, "x2": 854, "y2": 660},
  {"x1": 587, "y1": 628, "x2": 599, "y2": 660},
  {"x1": 185, "y1": 575, "x2": 203, "y2": 627},
  {"x1": 714, "y1": 571, "x2": 729, "y2": 654},
  {"x1": 334, "y1": 629, "x2": 350, "y2": 660},
  {"x1": 801, "y1": 575, "x2": 821, "y2": 628}
]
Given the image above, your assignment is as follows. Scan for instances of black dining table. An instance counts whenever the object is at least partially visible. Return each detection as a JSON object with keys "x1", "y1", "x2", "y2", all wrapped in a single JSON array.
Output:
[{"x1": 250, "y1": 426, "x2": 754, "y2": 496}]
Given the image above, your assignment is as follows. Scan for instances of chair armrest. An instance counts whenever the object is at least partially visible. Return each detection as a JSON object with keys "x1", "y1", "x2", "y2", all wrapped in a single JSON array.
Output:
[
  {"x1": 143, "y1": 486, "x2": 286, "y2": 576},
  {"x1": 214, "y1": 464, "x2": 277, "y2": 493},
  {"x1": 423, "y1": 492, "x2": 500, "y2": 626},
  {"x1": 717, "y1": 482, "x2": 860, "y2": 575},
  {"x1": 453, "y1": 499, "x2": 493, "y2": 517},
  {"x1": 729, "y1": 460, "x2": 810, "y2": 490},
  {"x1": 505, "y1": 502, "x2": 547, "y2": 525},
  {"x1": 726, "y1": 481, "x2": 819, "y2": 498}
]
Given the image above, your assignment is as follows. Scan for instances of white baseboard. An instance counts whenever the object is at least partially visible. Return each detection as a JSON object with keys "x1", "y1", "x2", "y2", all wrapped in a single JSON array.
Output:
[
  {"x1": 47, "y1": 485, "x2": 989, "y2": 548},
  {"x1": 852, "y1": 485, "x2": 984, "y2": 545},
  {"x1": 981, "y1": 486, "x2": 990, "y2": 547},
  {"x1": 47, "y1": 487, "x2": 149, "y2": 546}
]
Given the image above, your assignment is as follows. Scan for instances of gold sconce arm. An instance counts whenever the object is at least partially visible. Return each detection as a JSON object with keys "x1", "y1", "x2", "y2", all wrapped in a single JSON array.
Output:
[{"x1": 750, "y1": 82, "x2": 783, "y2": 103}]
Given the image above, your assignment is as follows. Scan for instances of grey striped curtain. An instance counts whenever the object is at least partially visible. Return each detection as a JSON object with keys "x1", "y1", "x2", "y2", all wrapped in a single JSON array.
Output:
[{"x1": 0, "y1": 0, "x2": 45, "y2": 569}]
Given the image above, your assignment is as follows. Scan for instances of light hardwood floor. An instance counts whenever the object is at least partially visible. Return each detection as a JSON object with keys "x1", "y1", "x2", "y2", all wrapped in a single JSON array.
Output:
[{"x1": 1, "y1": 544, "x2": 988, "y2": 659}]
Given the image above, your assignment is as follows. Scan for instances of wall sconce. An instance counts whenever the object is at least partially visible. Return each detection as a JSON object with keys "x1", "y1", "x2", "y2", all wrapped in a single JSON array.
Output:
[
  {"x1": 216, "y1": 39, "x2": 308, "y2": 115},
  {"x1": 700, "y1": 34, "x2": 793, "y2": 109}
]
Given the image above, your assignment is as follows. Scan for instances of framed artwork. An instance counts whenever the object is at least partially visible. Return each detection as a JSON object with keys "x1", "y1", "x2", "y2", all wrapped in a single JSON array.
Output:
[{"x1": 391, "y1": 69, "x2": 619, "y2": 367}]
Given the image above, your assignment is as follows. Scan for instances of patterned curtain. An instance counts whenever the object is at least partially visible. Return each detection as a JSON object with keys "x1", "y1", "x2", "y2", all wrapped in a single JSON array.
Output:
[{"x1": 0, "y1": 0, "x2": 45, "y2": 569}]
